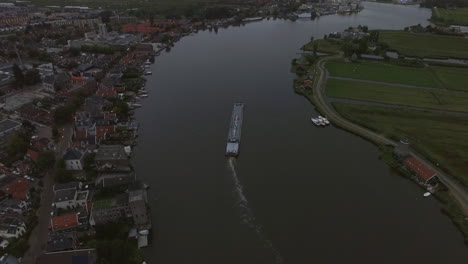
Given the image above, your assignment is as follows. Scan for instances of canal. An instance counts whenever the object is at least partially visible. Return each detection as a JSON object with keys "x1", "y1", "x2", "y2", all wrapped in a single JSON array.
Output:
[{"x1": 133, "y1": 2, "x2": 468, "y2": 263}]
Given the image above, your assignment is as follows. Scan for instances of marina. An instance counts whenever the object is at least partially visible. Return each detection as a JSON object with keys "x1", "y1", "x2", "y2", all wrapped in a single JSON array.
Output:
[{"x1": 226, "y1": 103, "x2": 244, "y2": 156}]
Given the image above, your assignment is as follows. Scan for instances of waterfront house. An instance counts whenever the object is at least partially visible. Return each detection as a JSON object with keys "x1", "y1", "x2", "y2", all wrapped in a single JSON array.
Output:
[
  {"x1": 95, "y1": 145, "x2": 129, "y2": 168},
  {"x1": 403, "y1": 156, "x2": 438, "y2": 185},
  {"x1": 128, "y1": 189, "x2": 149, "y2": 226},
  {"x1": 89, "y1": 193, "x2": 131, "y2": 226}
]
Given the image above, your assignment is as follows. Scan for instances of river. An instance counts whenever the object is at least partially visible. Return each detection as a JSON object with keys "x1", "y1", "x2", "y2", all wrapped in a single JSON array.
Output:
[{"x1": 133, "y1": 2, "x2": 468, "y2": 263}]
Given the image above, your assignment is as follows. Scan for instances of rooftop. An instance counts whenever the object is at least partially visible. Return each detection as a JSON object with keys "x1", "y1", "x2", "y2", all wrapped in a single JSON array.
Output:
[
  {"x1": 50, "y1": 213, "x2": 78, "y2": 231},
  {"x1": 36, "y1": 248, "x2": 97, "y2": 264},
  {"x1": 95, "y1": 145, "x2": 128, "y2": 161},
  {"x1": 54, "y1": 189, "x2": 76, "y2": 203},
  {"x1": 0, "y1": 119, "x2": 21, "y2": 134},
  {"x1": 63, "y1": 148, "x2": 86, "y2": 161},
  {"x1": 404, "y1": 156, "x2": 437, "y2": 182}
]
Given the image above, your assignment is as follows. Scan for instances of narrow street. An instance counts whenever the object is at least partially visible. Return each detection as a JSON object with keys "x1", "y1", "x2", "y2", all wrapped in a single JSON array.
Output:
[{"x1": 21, "y1": 124, "x2": 73, "y2": 264}]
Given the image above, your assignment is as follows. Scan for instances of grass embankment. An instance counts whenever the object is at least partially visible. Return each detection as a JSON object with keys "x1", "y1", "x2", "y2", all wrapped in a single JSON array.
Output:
[
  {"x1": 333, "y1": 103, "x2": 468, "y2": 238},
  {"x1": 326, "y1": 79, "x2": 468, "y2": 113},
  {"x1": 433, "y1": 7, "x2": 468, "y2": 26},
  {"x1": 303, "y1": 39, "x2": 342, "y2": 54},
  {"x1": 380, "y1": 30, "x2": 468, "y2": 59},
  {"x1": 430, "y1": 66, "x2": 468, "y2": 91},
  {"x1": 332, "y1": 102, "x2": 468, "y2": 188},
  {"x1": 326, "y1": 61, "x2": 444, "y2": 88}
]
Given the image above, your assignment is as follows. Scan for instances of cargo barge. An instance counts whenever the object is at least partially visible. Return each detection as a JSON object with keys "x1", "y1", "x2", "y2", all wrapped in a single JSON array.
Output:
[{"x1": 226, "y1": 103, "x2": 244, "y2": 156}]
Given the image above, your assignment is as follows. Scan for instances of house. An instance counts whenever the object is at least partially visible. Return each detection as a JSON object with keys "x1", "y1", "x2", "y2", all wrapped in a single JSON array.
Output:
[
  {"x1": 0, "y1": 254, "x2": 20, "y2": 264},
  {"x1": 26, "y1": 149, "x2": 39, "y2": 163},
  {"x1": 53, "y1": 182, "x2": 82, "y2": 193},
  {"x1": 42, "y1": 74, "x2": 55, "y2": 93},
  {"x1": 36, "y1": 248, "x2": 97, "y2": 264},
  {"x1": 403, "y1": 156, "x2": 438, "y2": 185},
  {"x1": 1, "y1": 178, "x2": 30, "y2": 200},
  {"x1": 49, "y1": 213, "x2": 80, "y2": 233},
  {"x1": 98, "y1": 172, "x2": 136, "y2": 189},
  {"x1": 63, "y1": 147, "x2": 87, "y2": 170},
  {"x1": 89, "y1": 193, "x2": 131, "y2": 226},
  {"x1": 128, "y1": 189, "x2": 149, "y2": 226},
  {"x1": 0, "y1": 199, "x2": 28, "y2": 214},
  {"x1": 46, "y1": 233, "x2": 78, "y2": 252},
  {"x1": 0, "y1": 119, "x2": 21, "y2": 146},
  {"x1": 55, "y1": 72, "x2": 72, "y2": 91},
  {"x1": 95, "y1": 145, "x2": 129, "y2": 168},
  {"x1": 53, "y1": 189, "x2": 89, "y2": 210},
  {"x1": 0, "y1": 213, "x2": 26, "y2": 239}
]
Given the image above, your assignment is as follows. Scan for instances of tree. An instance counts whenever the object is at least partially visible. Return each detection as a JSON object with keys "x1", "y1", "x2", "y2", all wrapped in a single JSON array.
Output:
[
  {"x1": 12, "y1": 64, "x2": 24, "y2": 88},
  {"x1": 24, "y1": 69, "x2": 41, "y2": 85},
  {"x1": 37, "y1": 151, "x2": 56, "y2": 172},
  {"x1": 313, "y1": 42, "x2": 318, "y2": 55},
  {"x1": 52, "y1": 126, "x2": 60, "y2": 143},
  {"x1": 54, "y1": 105, "x2": 75, "y2": 125},
  {"x1": 6, "y1": 135, "x2": 28, "y2": 157},
  {"x1": 113, "y1": 99, "x2": 129, "y2": 115}
]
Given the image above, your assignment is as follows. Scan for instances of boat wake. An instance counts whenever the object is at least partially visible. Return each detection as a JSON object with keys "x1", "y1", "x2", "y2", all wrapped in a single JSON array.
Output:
[{"x1": 227, "y1": 158, "x2": 283, "y2": 264}]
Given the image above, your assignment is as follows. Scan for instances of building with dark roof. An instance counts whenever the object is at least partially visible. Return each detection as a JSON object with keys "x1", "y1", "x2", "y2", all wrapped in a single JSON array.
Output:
[
  {"x1": 46, "y1": 233, "x2": 78, "y2": 252},
  {"x1": 95, "y1": 145, "x2": 129, "y2": 168},
  {"x1": 36, "y1": 248, "x2": 97, "y2": 264},
  {"x1": 89, "y1": 193, "x2": 131, "y2": 226},
  {"x1": 0, "y1": 119, "x2": 21, "y2": 146},
  {"x1": 0, "y1": 254, "x2": 20, "y2": 264},
  {"x1": 54, "y1": 182, "x2": 82, "y2": 193},
  {"x1": 100, "y1": 172, "x2": 136, "y2": 189},
  {"x1": 0, "y1": 213, "x2": 26, "y2": 239},
  {"x1": 63, "y1": 147, "x2": 87, "y2": 170}
]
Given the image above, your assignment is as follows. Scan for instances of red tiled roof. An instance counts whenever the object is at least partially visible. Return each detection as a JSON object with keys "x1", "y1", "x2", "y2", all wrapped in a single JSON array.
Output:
[
  {"x1": 1, "y1": 178, "x2": 30, "y2": 200},
  {"x1": 404, "y1": 156, "x2": 437, "y2": 182},
  {"x1": 27, "y1": 149, "x2": 39, "y2": 162},
  {"x1": 49, "y1": 213, "x2": 79, "y2": 231},
  {"x1": 71, "y1": 76, "x2": 87, "y2": 83}
]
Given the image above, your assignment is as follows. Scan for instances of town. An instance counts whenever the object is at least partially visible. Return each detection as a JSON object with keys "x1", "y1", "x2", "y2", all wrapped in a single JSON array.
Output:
[{"x1": 1, "y1": 0, "x2": 468, "y2": 263}]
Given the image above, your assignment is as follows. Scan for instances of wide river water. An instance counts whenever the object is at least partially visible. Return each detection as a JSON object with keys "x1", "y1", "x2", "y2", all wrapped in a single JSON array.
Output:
[{"x1": 134, "y1": 2, "x2": 468, "y2": 263}]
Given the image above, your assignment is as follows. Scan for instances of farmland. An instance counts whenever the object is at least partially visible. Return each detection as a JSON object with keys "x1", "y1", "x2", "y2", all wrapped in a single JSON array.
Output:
[{"x1": 379, "y1": 31, "x2": 468, "y2": 59}]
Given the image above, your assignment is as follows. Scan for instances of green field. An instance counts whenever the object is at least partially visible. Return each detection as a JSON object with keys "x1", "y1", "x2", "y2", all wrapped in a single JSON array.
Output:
[
  {"x1": 326, "y1": 79, "x2": 468, "y2": 112},
  {"x1": 430, "y1": 66, "x2": 468, "y2": 91},
  {"x1": 434, "y1": 8, "x2": 468, "y2": 26},
  {"x1": 332, "y1": 102, "x2": 468, "y2": 186},
  {"x1": 303, "y1": 39, "x2": 342, "y2": 54},
  {"x1": 380, "y1": 31, "x2": 468, "y2": 59},
  {"x1": 326, "y1": 61, "x2": 443, "y2": 88}
]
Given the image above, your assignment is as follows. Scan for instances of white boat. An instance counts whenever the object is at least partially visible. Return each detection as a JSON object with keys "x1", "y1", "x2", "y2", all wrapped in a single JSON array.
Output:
[
  {"x1": 139, "y1": 230, "x2": 149, "y2": 236},
  {"x1": 141, "y1": 94, "x2": 148, "y2": 98},
  {"x1": 132, "y1": 103, "x2": 142, "y2": 108},
  {"x1": 144, "y1": 71, "x2": 152, "y2": 75},
  {"x1": 423, "y1": 192, "x2": 431, "y2": 197},
  {"x1": 311, "y1": 118, "x2": 321, "y2": 126}
]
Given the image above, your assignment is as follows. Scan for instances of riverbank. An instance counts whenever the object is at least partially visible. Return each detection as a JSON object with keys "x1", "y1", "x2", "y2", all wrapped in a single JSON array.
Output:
[{"x1": 291, "y1": 52, "x2": 468, "y2": 243}]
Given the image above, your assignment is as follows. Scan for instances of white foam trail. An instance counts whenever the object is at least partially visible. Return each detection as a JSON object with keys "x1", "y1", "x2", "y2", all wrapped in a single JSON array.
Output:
[{"x1": 227, "y1": 158, "x2": 283, "y2": 264}]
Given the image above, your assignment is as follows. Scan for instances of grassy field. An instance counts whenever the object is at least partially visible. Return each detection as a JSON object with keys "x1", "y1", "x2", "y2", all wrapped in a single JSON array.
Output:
[
  {"x1": 430, "y1": 66, "x2": 468, "y2": 91},
  {"x1": 326, "y1": 61, "x2": 444, "y2": 88},
  {"x1": 303, "y1": 39, "x2": 342, "y2": 54},
  {"x1": 332, "y1": 102, "x2": 468, "y2": 187},
  {"x1": 380, "y1": 31, "x2": 468, "y2": 59},
  {"x1": 434, "y1": 8, "x2": 468, "y2": 26},
  {"x1": 326, "y1": 79, "x2": 468, "y2": 112}
]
